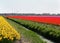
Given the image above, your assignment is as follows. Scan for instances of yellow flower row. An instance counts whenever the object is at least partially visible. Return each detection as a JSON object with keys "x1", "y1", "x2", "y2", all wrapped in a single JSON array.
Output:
[{"x1": 0, "y1": 16, "x2": 20, "y2": 41}]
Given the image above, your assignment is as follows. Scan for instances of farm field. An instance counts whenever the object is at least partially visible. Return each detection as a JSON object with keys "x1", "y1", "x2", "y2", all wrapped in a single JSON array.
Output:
[
  {"x1": 7, "y1": 16, "x2": 60, "y2": 25},
  {"x1": 7, "y1": 17, "x2": 60, "y2": 43},
  {"x1": 0, "y1": 15, "x2": 60, "y2": 43},
  {"x1": 6, "y1": 17, "x2": 46, "y2": 43},
  {"x1": 0, "y1": 16, "x2": 47, "y2": 43}
]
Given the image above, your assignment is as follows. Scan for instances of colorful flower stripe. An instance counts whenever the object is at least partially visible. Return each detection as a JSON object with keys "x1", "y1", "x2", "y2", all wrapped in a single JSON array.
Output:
[{"x1": 0, "y1": 16, "x2": 20, "y2": 41}]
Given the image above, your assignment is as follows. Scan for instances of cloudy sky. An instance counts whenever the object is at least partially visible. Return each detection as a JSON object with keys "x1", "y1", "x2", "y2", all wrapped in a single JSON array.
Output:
[{"x1": 0, "y1": 0, "x2": 60, "y2": 13}]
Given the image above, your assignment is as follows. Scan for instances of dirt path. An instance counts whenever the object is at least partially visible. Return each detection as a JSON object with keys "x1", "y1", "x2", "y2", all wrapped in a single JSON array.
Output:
[
  {"x1": 14, "y1": 35, "x2": 54, "y2": 43},
  {"x1": 14, "y1": 36, "x2": 30, "y2": 43}
]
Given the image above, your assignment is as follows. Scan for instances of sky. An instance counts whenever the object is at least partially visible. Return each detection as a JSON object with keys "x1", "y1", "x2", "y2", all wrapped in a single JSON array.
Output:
[{"x1": 0, "y1": 0, "x2": 60, "y2": 13}]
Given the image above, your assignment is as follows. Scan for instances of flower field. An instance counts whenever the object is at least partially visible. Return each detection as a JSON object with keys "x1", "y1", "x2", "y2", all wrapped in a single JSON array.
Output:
[
  {"x1": 8, "y1": 18, "x2": 60, "y2": 43},
  {"x1": 0, "y1": 16, "x2": 46, "y2": 43},
  {"x1": 0, "y1": 16, "x2": 20, "y2": 43},
  {"x1": 1, "y1": 15, "x2": 60, "y2": 43},
  {"x1": 7, "y1": 16, "x2": 60, "y2": 25}
]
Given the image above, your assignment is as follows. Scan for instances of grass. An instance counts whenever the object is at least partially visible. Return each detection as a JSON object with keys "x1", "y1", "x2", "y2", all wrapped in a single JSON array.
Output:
[{"x1": 5, "y1": 18, "x2": 46, "y2": 43}]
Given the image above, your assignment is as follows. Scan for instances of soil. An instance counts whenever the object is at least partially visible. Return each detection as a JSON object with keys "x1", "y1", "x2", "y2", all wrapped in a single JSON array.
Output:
[{"x1": 14, "y1": 36, "x2": 30, "y2": 43}]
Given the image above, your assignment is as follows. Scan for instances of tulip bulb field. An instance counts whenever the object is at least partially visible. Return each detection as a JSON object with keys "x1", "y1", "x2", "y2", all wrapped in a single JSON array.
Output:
[
  {"x1": 0, "y1": 15, "x2": 60, "y2": 43},
  {"x1": 0, "y1": 16, "x2": 20, "y2": 43}
]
